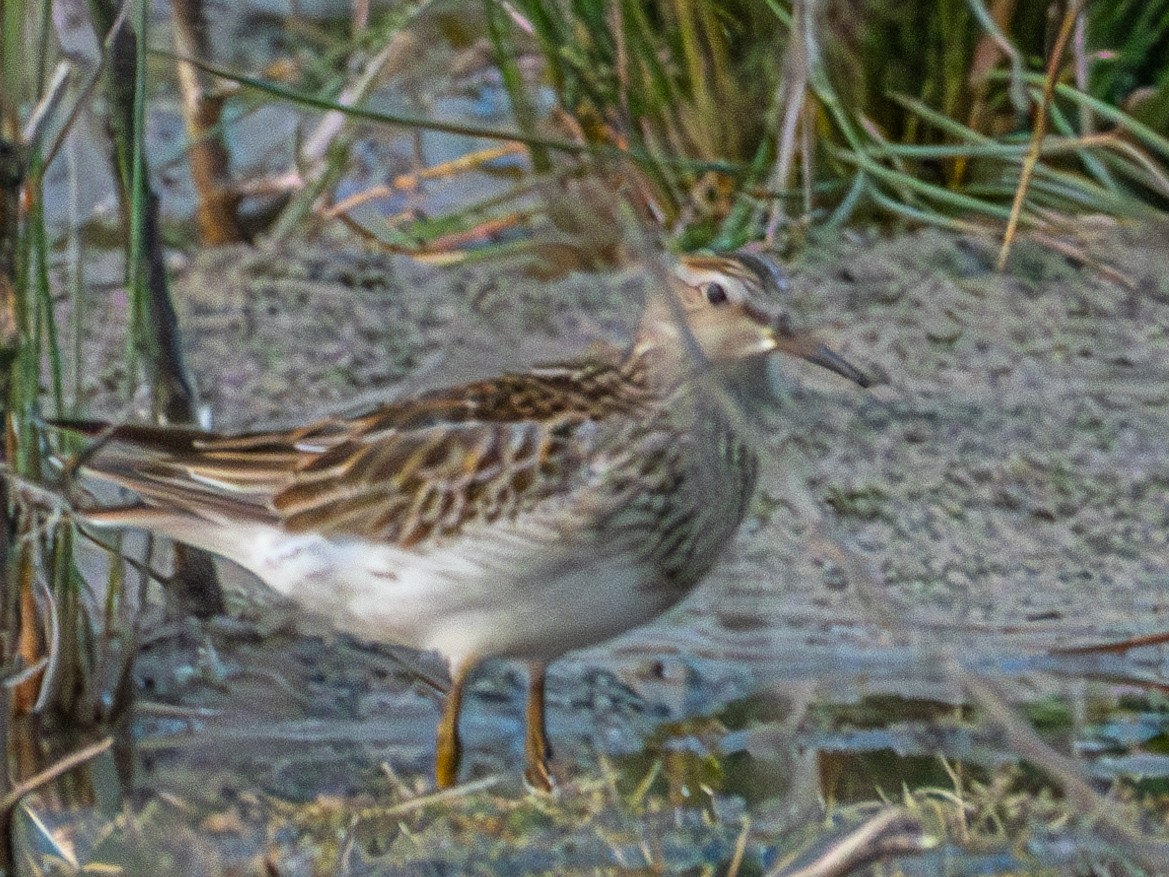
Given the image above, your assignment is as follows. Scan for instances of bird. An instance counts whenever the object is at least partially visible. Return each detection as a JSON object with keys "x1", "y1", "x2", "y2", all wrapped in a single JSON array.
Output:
[{"x1": 55, "y1": 251, "x2": 869, "y2": 791}]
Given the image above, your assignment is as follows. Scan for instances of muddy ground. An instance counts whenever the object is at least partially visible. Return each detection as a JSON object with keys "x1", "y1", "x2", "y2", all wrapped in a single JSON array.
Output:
[{"x1": 24, "y1": 219, "x2": 1169, "y2": 874}]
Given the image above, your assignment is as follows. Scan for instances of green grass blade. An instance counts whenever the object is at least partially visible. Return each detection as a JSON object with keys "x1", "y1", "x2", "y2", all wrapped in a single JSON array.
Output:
[
  {"x1": 484, "y1": 0, "x2": 551, "y2": 171},
  {"x1": 125, "y1": 0, "x2": 151, "y2": 390},
  {"x1": 27, "y1": 161, "x2": 64, "y2": 416},
  {"x1": 867, "y1": 186, "x2": 990, "y2": 233},
  {"x1": 825, "y1": 171, "x2": 868, "y2": 229}
]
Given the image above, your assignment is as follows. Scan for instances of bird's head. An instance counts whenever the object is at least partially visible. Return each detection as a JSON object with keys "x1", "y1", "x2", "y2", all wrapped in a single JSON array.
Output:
[{"x1": 637, "y1": 251, "x2": 871, "y2": 388}]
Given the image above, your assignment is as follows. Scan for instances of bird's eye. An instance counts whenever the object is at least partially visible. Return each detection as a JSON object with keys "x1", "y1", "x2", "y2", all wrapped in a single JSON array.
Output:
[{"x1": 704, "y1": 282, "x2": 729, "y2": 305}]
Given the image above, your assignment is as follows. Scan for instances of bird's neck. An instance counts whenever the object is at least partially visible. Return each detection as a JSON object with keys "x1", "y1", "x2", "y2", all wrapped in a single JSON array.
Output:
[{"x1": 618, "y1": 330, "x2": 699, "y2": 392}]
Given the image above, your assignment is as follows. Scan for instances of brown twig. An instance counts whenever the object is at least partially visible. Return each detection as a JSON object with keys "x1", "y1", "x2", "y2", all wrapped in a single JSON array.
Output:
[
  {"x1": 765, "y1": 0, "x2": 811, "y2": 243},
  {"x1": 1051, "y1": 629, "x2": 1169, "y2": 656},
  {"x1": 997, "y1": 0, "x2": 1085, "y2": 272},
  {"x1": 0, "y1": 141, "x2": 21, "y2": 407},
  {"x1": 171, "y1": 0, "x2": 246, "y2": 244},
  {"x1": 0, "y1": 135, "x2": 21, "y2": 877},
  {"x1": 768, "y1": 808, "x2": 932, "y2": 877},
  {"x1": 0, "y1": 736, "x2": 114, "y2": 817},
  {"x1": 12, "y1": 544, "x2": 42, "y2": 714}
]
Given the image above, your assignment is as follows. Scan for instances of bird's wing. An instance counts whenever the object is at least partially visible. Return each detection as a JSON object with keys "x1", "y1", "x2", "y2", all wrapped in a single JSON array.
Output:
[{"x1": 65, "y1": 364, "x2": 640, "y2": 545}]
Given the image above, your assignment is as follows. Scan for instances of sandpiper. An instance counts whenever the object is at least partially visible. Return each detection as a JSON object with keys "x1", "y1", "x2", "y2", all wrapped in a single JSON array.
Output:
[{"x1": 60, "y1": 252, "x2": 869, "y2": 790}]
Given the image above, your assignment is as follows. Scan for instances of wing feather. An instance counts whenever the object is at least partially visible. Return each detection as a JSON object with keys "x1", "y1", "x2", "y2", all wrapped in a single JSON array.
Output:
[{"x1": 63, "y1": 361, "x2": 641, "y2": 547}]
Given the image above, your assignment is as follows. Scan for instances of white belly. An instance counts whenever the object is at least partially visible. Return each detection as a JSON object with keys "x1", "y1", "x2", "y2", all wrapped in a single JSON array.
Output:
[{"x1": 231, "y1": 517, "x2": 679, "y2": 669}]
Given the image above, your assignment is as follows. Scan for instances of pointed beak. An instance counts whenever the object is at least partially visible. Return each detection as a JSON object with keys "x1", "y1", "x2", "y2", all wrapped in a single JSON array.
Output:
[
  {"x1": 802, "y1": 343, "x2": 872, "y2": 387},
  {"x1": 740, "y1": 300, "x2": 871, "y2": 387},
  {"x1": 767, "y1": 319, "x2": 872, "y2": 388}
]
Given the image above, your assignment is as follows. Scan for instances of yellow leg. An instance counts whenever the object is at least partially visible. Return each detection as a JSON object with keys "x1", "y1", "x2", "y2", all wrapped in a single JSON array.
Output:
[
  {"x1": 435, "y1": 662, "x2": 469, "y2": 789},
  {"x1": 523, "y1": 661, "x2": 554, "y2": 792}
]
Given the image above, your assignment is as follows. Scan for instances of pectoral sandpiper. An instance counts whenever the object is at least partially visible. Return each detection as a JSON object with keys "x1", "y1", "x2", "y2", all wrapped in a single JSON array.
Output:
[{"x1": 59, "y1": 252, "x2": 869, "y2": 791}]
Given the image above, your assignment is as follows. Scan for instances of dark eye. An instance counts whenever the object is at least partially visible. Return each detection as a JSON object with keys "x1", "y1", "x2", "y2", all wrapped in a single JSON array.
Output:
[{"x1": 704, "y1": 282, "x2": 729, "y2": 305}]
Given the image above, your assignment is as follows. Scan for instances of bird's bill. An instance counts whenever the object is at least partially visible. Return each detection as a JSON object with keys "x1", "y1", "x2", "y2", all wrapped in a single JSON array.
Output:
[
  {"x1": 802, "y1": 343, "x2": 872, "y2": 387},
  {"x1": 772, "y1": 333, "x2": 872, "y2": 387}
]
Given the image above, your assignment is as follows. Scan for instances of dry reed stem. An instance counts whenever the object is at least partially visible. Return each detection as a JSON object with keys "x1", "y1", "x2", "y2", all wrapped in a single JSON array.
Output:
[
  {"x1": 765, "y1": 0, "x2": 811, "y2": 243},
  {"x1": 997, "y1": 0, "x2": 1086, "y2": 272},
  {"x1": 0, "y1": 736, "x2": 114, "y2": 817},
  {"x1": 767, "y1": 808, "x2": 931, "y2": 877},
  {"x1": 172, "y1": 0, "x2": 246, "y2": 244},
  {"x1": 954, "y1": 662, "x2": 1169, "y2": 873}
]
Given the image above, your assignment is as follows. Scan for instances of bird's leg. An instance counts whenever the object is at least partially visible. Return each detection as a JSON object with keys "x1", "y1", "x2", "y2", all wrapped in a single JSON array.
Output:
[
  {"x1": 523, "y1": 660, "x2": 554, "y2": 792},
  {"x1": 435, "y1": 661, "x2": 470, "y2": 789}
]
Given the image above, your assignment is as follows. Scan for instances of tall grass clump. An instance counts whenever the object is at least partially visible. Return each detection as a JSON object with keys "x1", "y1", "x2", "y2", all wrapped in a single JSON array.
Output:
[
  {"x1": 2, "y1": 2, "x2": 188, "y2": 859},
  {"x1": 478, "y1": 0, "x2": 1169, "y2": 253},
  {"x1": 176, "y1": 1, "x2": 1167, "y2": 261}
]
